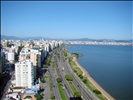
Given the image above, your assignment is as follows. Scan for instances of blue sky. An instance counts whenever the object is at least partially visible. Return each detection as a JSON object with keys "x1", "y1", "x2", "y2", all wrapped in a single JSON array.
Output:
[{"x1": 1, "y1": 1, "x2": 132, "y2": 40}]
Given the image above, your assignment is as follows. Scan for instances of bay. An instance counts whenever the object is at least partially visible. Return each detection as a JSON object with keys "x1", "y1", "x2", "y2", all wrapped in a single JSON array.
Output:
[{"x1": 67, "y1": 44, "x2": 132, "y2": 100}]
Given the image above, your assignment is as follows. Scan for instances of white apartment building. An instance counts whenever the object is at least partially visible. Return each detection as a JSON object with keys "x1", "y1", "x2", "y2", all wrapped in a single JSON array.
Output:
[
  {"x1": 15, "y1": 59, "x2": 34, "y2": 88},
  {"x1": 19, "y1": 47, "x2": 43, "y2": 79},
  {"x1": 7, "y1": 52, "x2": 14, "y2": 63},
  {"x1": 55, "y1": 41, "x2": 59, "y2": 47},
  {"x1": 19, "y1": 48, "x2": 31, "y2": 61},
  {"x1": 41, "y1": 43, "x2": 49, "y2": 59}
]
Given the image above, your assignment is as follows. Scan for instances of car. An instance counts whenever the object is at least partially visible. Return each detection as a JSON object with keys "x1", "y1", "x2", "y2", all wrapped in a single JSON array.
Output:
[{"x1": 63, "y1": 86, "x2": 65, "y2": 89}]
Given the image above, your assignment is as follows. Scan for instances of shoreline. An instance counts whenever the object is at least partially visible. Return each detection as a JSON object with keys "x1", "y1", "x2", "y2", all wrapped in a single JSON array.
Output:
[{"x1": 73, "y1": 57, "x2": 115, "y2": 100}]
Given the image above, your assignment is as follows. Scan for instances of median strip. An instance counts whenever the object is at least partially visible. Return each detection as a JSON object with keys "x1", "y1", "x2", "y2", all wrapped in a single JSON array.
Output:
[
  {"x1": 56, "y1": 78, "x2": 67, "y2": 100},
  {"x1": 64, "y1": 74, "x2": 82, "y2": 99}
]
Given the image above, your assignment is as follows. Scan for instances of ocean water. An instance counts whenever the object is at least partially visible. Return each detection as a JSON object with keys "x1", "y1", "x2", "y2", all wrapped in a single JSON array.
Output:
[{"x1": 67, "y1": 44, "x2": 132, "y2": 100}]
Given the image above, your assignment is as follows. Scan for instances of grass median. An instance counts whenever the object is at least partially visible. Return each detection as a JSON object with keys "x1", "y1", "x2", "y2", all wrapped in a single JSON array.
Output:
[
  {"x1": 52, "y1": 61, "x2": 55, "y2": 69},
  {"x1": 67, "y1": 81, "x2": 82, "y2": 100},
  {"x1": 57, "y1": 83, "x2": 67, "y2": 100},
  {"x1": 68, "y1": 81, "x2": 80, "y2": 96}
]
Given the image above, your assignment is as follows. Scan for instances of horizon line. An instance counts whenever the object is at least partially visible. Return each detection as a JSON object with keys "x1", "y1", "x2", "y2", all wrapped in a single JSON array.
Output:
[{"x1": 1, "y1": 34, "x2": 132, "y2": 41}]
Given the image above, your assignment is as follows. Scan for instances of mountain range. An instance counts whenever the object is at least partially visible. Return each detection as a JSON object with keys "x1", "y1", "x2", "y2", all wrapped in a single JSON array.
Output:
[
  {"x1": 1, "y1": 35, "x2": 49, "y2": 40},
  {"x1": 1, "y1": 35, "x2": 133, "y2": 42}
]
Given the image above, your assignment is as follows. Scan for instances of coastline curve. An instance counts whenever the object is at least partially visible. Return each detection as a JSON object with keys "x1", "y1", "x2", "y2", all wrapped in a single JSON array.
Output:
[{"x1": 73, "y1": 57, "x2": 115, "y2": 100}]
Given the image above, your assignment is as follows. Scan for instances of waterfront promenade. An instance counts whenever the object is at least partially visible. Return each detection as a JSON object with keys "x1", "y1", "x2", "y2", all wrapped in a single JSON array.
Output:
[{"x1": 73, "y1": 57, "x2": 115, "y2": 100}]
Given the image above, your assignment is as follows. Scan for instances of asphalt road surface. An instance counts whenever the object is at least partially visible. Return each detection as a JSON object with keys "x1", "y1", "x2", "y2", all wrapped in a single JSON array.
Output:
[
  {"x1": 57, "y1": 49, "x2": 99, "y2": 100},
  {"x1": 53, "y1": 54, "x2": 76, "y2": 100},
  {"x1": 48, "y1": 58, "x2": 61, "y2": 100}
]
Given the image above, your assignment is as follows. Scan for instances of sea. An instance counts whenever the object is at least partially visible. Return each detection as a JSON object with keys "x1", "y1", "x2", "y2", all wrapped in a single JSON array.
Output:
[{"x1": 66, "y1": 44, "x2": 132, "y2": 100}]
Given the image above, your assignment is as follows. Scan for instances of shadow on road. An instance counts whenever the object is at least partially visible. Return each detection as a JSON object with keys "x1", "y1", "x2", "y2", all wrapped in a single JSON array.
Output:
[{"x1": 69, "y1": 97, "x2": 82, "y2": 100}]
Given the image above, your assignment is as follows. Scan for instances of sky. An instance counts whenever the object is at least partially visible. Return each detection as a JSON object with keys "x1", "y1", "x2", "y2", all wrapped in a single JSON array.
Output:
[{"x1": 1, "y1": 1, "x2": 132, "y2": 40}]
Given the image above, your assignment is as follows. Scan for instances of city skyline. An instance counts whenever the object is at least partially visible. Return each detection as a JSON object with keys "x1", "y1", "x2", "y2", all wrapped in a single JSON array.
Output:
[{"x1": 1, "y1": 1, "x2": 132, "y2": 40}]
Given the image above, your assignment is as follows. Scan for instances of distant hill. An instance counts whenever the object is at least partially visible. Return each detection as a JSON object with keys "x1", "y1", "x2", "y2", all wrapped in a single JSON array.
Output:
[
  {"x1": 1, "y1": 35, "x2": 50, "y2": 40},
  {"x1": 1, "y1": 35, "x2": 23, "y2": 40},
  {"x1": 67, "y1": 38, "x2": 133, "y2": 42},
  {"x1": 1, "y1": 35, "x2": 133, "y2": 42},
  {"x1": 68, "y1": 38, "x2": 95, "y2": 41}
]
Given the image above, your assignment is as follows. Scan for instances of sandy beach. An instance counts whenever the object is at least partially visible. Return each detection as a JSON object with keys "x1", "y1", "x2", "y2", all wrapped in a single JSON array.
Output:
[{"x1": 73, "y1": 57, "x2": 115, "y2": 100}]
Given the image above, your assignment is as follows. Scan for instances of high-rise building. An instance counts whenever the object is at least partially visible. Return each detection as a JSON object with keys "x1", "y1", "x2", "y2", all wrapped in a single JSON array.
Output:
[
  {"x1": 2, "y1": 40, "x2": 8, "y2": 47},
  {"x1": 0, "y1": 48, "x2": 6, "y2": 73},
  {"x1": 15, "y1": 59, "x2": 34, "y2": 88},
  {"x1": 7, "y1": 52, "x2": 14, "y2": 63}
]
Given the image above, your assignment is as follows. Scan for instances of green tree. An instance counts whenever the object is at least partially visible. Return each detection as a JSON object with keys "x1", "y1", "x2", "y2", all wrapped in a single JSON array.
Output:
[
  {"x1": 65, "y1": 74, "x2": 73, "y2": 81},
  {"x1": 73, "y1": 69, "x2": 77, "y2": 73},
  {"x1": 41, "y1": 93, "x2": 44, "y2": 98},
  {"x1": 56, "y1": 78, "x2": 62, "y2": 83},
  {"x1": 34, "y1": 94, "x2": 43, "y2": 100},
  {"x1": 83, "y1": 78, "x2": 87, "y2": 83},
  {"x1": 41, "y1": 75, "x2": 46, "y2": 83},
  {"x1": 78, "y1": 74, "x2": 83, "y2": 79},
  {"x1": 50, "y1": 93, "x2": 55, "y2": 99},
  {"x1": 41, "y1": 78, "x2": 45, "y2": 83},
  {"x1": 45, "y1": 58, "x2": 50, "y2": 66},
  {"x1": 93, "y1": 89, "x2": 101, "y2": 94},
  {"x1": 74, "y1": 91, "x2": 81, "y2": 97},
  {"x1": 18, "y1": 46, "x2": 23, "y2": 54}
]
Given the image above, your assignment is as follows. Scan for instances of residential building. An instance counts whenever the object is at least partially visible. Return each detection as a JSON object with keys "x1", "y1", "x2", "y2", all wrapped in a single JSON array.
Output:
[
  {"x1": 19, "y1": 48, "x2": 30, "y2": 61},
  {"x1": 7, "y1": 52, "x2": 14, "y2": 63},
  {"x1": 15, "y1": 59, "x2": 35, "y2": 88},
  {"x1": 0, "y1": 48, "x2": 6, "y2": 73}
]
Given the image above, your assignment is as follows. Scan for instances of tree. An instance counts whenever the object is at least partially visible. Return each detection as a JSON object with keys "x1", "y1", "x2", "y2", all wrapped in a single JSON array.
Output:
[
  {"x1": 65, "y1": 74, "x2": 73, "y2": 81},
  {"x1": 73, "y1": 69, "x2": 77, "y2": 73},
  {"x1": 18, "y1": 46, "x2": 23, "y2": 54},
  {"x1": 8, "y1": 44, "x2": 14, "y2": 47},
  {"x1": 41, "y1": 93, "x2": 44, "y2": 98},
  {"x1": 34, "y1": 94, "x2": 43, "y2": 100},
  {"x1": 45, "y1": 58, "x2": 50, "y2": 66},
  {"x1": 74, "y1": 92, "x2": 81, "y2": 97},
  {"x1": 83, "y1": 78, "x2": 87, "y2": 83},
  {"x1": 41, "y1": 76, "x2": 45, "y2": 83},
  {"x1": 56, "y1": 78, "x2": 62, "y2": 83},
  {"x1": 50, "y1": 93, "x2": 55, "y2": 99},
  {"x1": 78, "y1": 74, "x2": 83, "y2": 79},
  {"x1": 93, "y1": 89, "x2": 101, "y2": 94}
]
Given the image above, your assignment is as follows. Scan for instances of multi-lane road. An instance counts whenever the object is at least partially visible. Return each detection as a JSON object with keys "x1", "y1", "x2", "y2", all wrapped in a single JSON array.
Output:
[
  {"x1": 52, "y1": 48, "x2": 78, "y2": 100},
  {"x1": 47, "y1": 47, "x2": 99, "y2": 100},
  {"x1": 56, "y1": 47, "x2": 99, "y2": 100},
  {"x1": 53, "y1": 54, "x2": 76, "y2": 100},
  {"x1": 48, "y1": 56, "x2": 61, "y2": 100}
]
